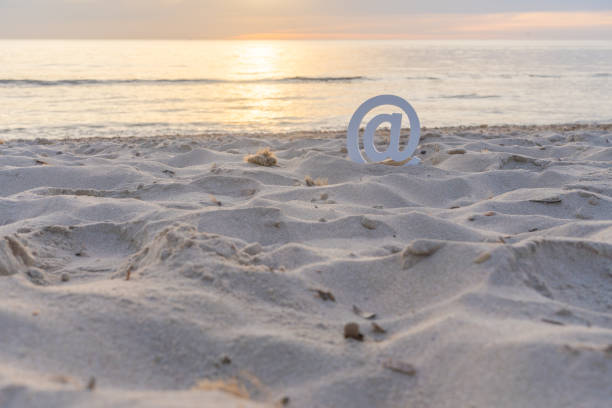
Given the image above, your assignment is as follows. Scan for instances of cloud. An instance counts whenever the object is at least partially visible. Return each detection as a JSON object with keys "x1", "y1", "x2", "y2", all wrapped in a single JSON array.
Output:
[
  {"x1": 230, "y1": 11, "x2": 612, "y2": 40},
  {"x1": 0, "y1": 1, "x2": 610, "y2": 39},
  {"x1": 455, "y1": 11, "x2": 612, "y2": 32}
]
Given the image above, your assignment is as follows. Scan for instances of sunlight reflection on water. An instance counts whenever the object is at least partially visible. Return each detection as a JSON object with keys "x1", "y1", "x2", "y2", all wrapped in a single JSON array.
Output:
[{"x1": 1, "y1": 40, "x2": 611, "y2": 139}]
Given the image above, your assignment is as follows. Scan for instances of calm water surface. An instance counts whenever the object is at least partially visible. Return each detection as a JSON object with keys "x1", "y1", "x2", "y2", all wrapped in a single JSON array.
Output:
[{"x1": 1, "y1": 40, "x2": 611, "y2": 139}]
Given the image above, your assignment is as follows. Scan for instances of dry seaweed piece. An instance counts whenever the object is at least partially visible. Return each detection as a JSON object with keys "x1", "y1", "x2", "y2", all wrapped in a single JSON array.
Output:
[
  {"x1": 35, "y1": 159, "x2": 48, "y2": 165},
  {"x1": 378, "y1": 157, "x2": 413, "y2": 166},
  {"x1": 244, "y1": 147, "x2": 277, "y2": 167},
  {"x1": 304, "y1": 175, "x2": 328, "y2": 186},
  {"x1": 344, "y1": 322, "x2": 363, "y2": 341},
  {"x1": 310, "y1": 288, "x2": 335, "y2": 302},
  {"x1": 383, "y1": 360, "x2": 416, "y2": 376},
  {"x1": 371, "y1": 322, "x2": 387, "y2": 334},
  {"x1": 162, "y1": 169, "x2": 175, "y2": 176},
  {"x1": 353, "y1": 305, "x2": 376, "y2": 320}
]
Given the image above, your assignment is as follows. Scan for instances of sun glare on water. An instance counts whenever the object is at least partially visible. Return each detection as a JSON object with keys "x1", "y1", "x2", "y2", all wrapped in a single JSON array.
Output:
[{"x1": 225, "y1": 42, "x2": 287, "y2": 128}]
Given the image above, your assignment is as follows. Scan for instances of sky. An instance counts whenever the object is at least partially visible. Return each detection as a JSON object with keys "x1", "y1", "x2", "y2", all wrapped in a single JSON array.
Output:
[{"x1": 0, "y1": 0, "x2": 611, "y2": 40}]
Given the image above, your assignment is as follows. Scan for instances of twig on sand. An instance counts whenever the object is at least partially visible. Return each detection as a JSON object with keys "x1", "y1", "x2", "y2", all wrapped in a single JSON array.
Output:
[
  {"x1": 353, "y1": 305, "x2": 376, "y2": 320},
  {"x1": 383, "y1": 360, "x2": 416, "y2": 376},
  {"x1": 371, "y1": 322, "x2": 387, "y2": 334},
  {"x1": 310, "y1": 288, "x2": 335, "y2": 302},
  {"x1": 194, "y1": 378, "x2": 250, "y2": 399},
  {"x1": 210, "y1": 195, "x2": 222, "y2": 206}
]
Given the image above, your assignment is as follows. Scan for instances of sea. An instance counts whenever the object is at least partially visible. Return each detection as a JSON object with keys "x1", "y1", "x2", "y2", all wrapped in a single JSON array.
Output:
[{"x1": 1, "y1": 40, "x2": 611, "y2": 140}]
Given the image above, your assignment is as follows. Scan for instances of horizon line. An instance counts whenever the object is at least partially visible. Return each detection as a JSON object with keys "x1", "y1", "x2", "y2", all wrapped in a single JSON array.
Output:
[{"x1": 1, "y1": 37, "x2": 611, "y2": 41}]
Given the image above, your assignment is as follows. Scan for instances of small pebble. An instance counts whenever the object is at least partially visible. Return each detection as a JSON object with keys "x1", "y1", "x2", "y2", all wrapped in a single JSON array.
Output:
[
  {"x1": 403, "y1": 239, "x2": 443, "y2": 257},
  {"x1": 474, "y1": 252, "x2": 491, "y2": 264},
  {"x1": 555, "y1": 308, "x2": 573, "y2": 317},
  {"x1": 61, "y1": 273, "x2": 70, "y2": 282},
  {"x1": 360, "y1": 217, "x2": 377, "y2": 230},
  {"x1": 344, "y1": 322, "x2": 364, "y2": 341},
  {"x1": 86, "y1": 376, "x2": 96, "y2": 391},
  {"x1": 26, "y1": 268, "x2": 46, "y2": 285},
  {"x1": 243, "y1": 242, "x2": 262, "y2": 256}
]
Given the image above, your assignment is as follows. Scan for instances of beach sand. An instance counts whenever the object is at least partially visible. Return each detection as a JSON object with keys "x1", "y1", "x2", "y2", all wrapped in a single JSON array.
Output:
[{"x1": 1, "y1": 124, "x2": 611, "y2": 407}]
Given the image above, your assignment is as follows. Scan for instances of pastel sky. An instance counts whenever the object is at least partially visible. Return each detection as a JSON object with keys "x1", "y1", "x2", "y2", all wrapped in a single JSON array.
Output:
[{"x1": 1, "y1": 0, "x2": 611, "y2": 39}]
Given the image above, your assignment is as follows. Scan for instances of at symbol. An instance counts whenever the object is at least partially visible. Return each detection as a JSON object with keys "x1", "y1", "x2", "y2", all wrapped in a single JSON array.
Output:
[{"x1": 346, "y1": 95, "x2": 421, "y2": 166}]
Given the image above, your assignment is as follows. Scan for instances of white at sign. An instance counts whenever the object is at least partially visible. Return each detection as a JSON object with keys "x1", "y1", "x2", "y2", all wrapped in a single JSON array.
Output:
[{"x1": 346, "y1": 95, "x2": 421, "y2": 166}]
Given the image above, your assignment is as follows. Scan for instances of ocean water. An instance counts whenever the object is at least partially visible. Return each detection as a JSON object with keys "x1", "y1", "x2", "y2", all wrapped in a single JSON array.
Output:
[{"x1": 1, "y1": 40, "x2": 611, "y2": 140}]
